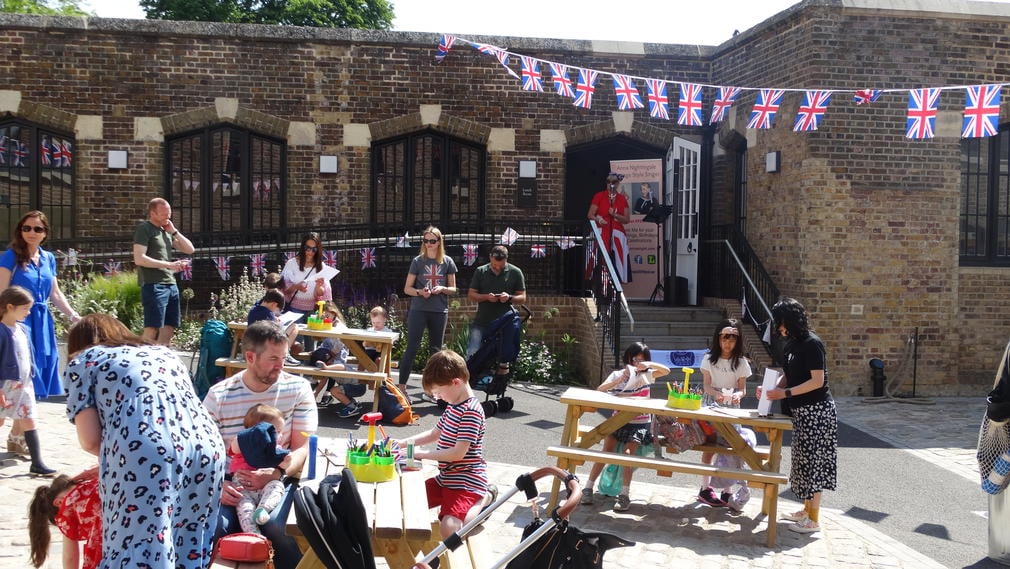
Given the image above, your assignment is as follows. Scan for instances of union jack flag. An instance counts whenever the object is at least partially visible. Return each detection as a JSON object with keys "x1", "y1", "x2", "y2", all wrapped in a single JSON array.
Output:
[
  {"x1": 323, "y1": 250, "x2": 338, "y2": 268},
  {"x1": 519, "y1": 56, "x2": 543, "y2": 92},
  {"x1": 249, "y1": 253, "x2": 267, "y2": 277},
  {"x1": 555, "y1": 237, "x2": 577, "y2": 250},
  {"x1": 612, "y1": 75, "x2": 644, "y2": 110},
  {"x1": 52, "y1": 140, "x2": 66, "y2": 167},
  {"x1": 421, "y1": 261, "x2": 444, "y2": 288},
  {"x1": 462, "y1": 243, "x2": 478, "y2": 266},
  {"x1": 434, "y1": 34, "x2": 455, "y2": 63},
  {"x1": 710, "y1": 86, "x2": 741, "y2": 124},
  {"x1": 284, "y1": 251, "x2": 298, "y2": 262},
  {"x1": 179, "y1": 259, "x2": 193, "y2": 281},
  {"x1": 793, "y1": 90, "x2": 833, "y2": 132},
  {"x1": 61, "y1": 248, "x2": 78, "y2": 267},
  {"x1": 103, "y1": 259, "x2": 121, "y2": 276},
  {"x1": 530, "y1": 244, "x2": 546, "y2": 258},
  {"x1": 747, "y1": 89, "x2": 785, "y2": 130},
  {"x1": 549, "y1": 63, "x2": 574, "y2": 98},
  {"x1": 677, "y1": 83, "x2": 704, "y2": 127},
  {"x1": 59, "y1": 141, "x2": 71, "y2": 167},
  {"x1": 853, "y1": 89, "x2": 882, "y2": 105},
  {"x1": 214, "y1": 256, "x2": 231, "y2": 281},
  {"x1": 40, "y1": 136, "x2": 51, "y2": 166},
  {"x1": 573, "y1": 69, "x2": 598, "y2": 109},
  {"x1": 645, "y1": 79, "x2": 669, "y2": 120},
  {"x1": 905, "y1": 88, "x2": 941, "y2": 139},
  {"x1": 962, "y1": 84, "x2": 1002, "y2": 139},
  {"x1": 360, "y1": 247, "x2": 376, "y2": 270},
  {"x1": 396, "y1": 232, "x2": 410, "y2": 247},
  {"x1": 500, "y1": 227, "x2": 519, "y2": 246},
  {"x1": 0, "y1": 135, "x2": 6, "y2": 164},
  {"x1": 12, "y1": 141, "x2": 27, "y2": 167},
  {"x1": 473, "y1": 43, "x2": 519, "y2": 79}
]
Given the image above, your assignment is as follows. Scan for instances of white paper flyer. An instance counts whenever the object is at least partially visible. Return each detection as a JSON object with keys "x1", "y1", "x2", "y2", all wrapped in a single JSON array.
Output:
[{"x1": 758, "y1": 368, "x2": 783, "y2": 416}]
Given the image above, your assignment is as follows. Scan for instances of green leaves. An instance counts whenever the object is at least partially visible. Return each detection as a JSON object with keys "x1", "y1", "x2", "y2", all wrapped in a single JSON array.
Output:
[{"x1": 138, "y1": 0, "x2": 394, "y2": 29}]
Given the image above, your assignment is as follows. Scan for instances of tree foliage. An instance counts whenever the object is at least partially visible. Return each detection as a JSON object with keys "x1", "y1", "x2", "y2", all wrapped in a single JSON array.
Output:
[
  {"x1": 0, "y1": 0, "x2": 90, "y2": 16},
  {"x1": 139, "y1": 0, "x2": 394, "y2": 29}
]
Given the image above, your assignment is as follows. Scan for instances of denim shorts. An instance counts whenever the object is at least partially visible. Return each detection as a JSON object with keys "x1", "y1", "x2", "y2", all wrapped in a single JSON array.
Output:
[{"x1": 141, "y1": 283, "x2": 181, "y2": 329}]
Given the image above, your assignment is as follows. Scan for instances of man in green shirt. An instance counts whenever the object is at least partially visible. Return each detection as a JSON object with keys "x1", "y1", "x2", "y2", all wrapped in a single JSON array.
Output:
[
  {"x1": 466, "y1": 245, "x2": 526, "y2": 357},
  {"x1": 132, "y1": 198, "x2": 194, "y2": 345}
]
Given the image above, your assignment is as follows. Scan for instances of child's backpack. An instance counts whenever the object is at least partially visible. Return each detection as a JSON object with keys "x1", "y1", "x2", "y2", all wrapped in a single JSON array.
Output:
[
  {"x1": 192, "y1": 319, "x2": 233, "y2": 399},
  {"x1": 377, "y1": 377, "x2": 419, "y2": 425}
]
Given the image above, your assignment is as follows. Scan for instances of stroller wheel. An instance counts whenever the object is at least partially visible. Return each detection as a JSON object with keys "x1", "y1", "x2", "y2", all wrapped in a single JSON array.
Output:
[
  {"x1": 481, "y1": 400, "x2": 498, "y2": 417},
  {"x1": 498, "y1": 397, "x2": 514, "y2": 413}
]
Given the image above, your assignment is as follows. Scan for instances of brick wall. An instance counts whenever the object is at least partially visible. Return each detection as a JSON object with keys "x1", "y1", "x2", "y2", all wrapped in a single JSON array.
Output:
[{"x1": 4, "y1": 2, "x2": 1010, "y2": 395}]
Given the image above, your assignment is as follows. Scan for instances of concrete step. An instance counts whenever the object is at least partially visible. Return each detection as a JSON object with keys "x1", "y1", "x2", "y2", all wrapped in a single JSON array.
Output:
[{"x1": 620, "y1": 335, "x2": 711, "y2": 350}]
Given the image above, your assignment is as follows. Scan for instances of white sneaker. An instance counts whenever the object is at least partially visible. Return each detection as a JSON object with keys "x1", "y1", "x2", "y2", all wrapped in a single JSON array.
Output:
[
  {"x1": 613, "y1": 494, "x2": 631, "y2": 512},
  {"x1": 788, "y1": 516, "x2": 820, "y2": 533},
  {"x1": 780, "y1": 510, "x2": 808, "y2": 522},
  {"x1": 253, "y1": 507, "x2": 270, "y2": 525}
]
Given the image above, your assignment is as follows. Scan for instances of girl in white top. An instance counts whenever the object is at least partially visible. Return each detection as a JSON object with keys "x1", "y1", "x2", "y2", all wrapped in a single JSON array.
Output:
[{"x1": 697, "y1": 318, "x2": 752, "y2": 507}]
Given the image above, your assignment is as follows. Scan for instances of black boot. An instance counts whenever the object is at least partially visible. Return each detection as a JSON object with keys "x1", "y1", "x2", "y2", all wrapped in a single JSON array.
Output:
[{"x1": 24, "y1": 429, "x2": 55, "y2": 478}]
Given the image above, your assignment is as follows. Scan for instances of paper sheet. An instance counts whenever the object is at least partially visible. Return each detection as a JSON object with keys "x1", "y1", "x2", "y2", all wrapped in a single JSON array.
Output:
[
  {"x1": 758, "y1": 368, "x2": 782, "y2": 416},
  {"x1": 278, "y1": 311, "x2": 304, "y2": 327}
]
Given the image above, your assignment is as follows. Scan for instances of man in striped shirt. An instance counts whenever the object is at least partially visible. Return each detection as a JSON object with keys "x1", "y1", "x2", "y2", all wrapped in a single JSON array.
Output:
[
  {"x1": 396, "y1": 350, "x2": 491, "y2": 539},
  {"x1": 204, "y1": 321, "x2": 317, "y2": 569}
]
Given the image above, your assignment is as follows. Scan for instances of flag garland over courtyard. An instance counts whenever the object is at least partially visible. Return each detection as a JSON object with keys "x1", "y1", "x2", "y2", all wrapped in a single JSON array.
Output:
[{"x1": 433, "y1": 34, "x2": 1004, "y2": 140}]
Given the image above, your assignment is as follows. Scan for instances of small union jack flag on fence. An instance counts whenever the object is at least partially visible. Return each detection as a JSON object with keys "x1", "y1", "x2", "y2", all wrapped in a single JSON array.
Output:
[
  {"x1": 179, "y1": 259, "x2": 193, "y2": 281},
  {"x1": 853, "y1": 89, "x2": 881, "y2": 105},
  {"x1": 463, "y1": 244, "x2": 478, "y2": 266},
  {"x1": 500, "y1": 227, "x2": 519, "y2": 246},
  {"x1": 530, "y1": 244, "x2": 546, "y2": 258},
  {"x1": 323, "y1": 250, "x2": 339, "y2": 268},
  {"x1": 555, "y1": 237, "x2": 577, "y2": 250},
  {"x1": 249, "y1": 253, "x2": 266, "y2": 277},
  {"x1": 103, "y1": 259, "x2": 120, "y2": 276},
  {"x1": 214, "y1": 256, "x2": 231, "y2": 281},
  {"x1": 396, "y1": 232, "x2": 410, "y2": 248},
  {"x1": 360, "y1": 247, "x2": 376, "y2": 270}
]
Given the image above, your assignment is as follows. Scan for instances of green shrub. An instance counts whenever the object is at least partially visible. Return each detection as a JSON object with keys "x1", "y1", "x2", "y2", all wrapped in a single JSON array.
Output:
[
  {"x1": 58, "y1": 270, "x2": 143, "y2": 335},
  {"x1": 209, "y1": 270, "x2": 265, "y2": 325}
]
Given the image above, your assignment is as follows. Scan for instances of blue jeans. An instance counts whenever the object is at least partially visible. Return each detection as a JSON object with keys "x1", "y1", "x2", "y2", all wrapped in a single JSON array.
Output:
[{"x1": 216, "y1": 482, "x2": 301, "y2": 569}]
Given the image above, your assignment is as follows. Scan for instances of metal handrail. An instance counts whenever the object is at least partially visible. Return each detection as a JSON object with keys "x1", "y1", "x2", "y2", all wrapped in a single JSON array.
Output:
[
  {"x1": 586, "y1": 220, "x2": 635, "y2": 375},
  {"x1": 707, "y1": 239, "x2": 772, "y2": 323}
]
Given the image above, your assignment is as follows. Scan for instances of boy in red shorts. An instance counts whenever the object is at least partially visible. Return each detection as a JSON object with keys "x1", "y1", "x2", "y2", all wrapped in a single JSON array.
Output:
[{"x1": 396, "y1": 350, "x2": 495, "y2": 538}]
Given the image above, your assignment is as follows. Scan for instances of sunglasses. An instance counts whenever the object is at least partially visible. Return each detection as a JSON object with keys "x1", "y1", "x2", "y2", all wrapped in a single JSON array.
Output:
[
  {"x1": 720, "y1": 334, "x2": 739, "y2": 341},
  {"x1": 423, "y1": 238, "x2": 440, "y2": 244},
  {"x1": 304, "y1": 246, "x2": 318, "y2": 251},
  {"x1": 21, "y1": 225, "x2": 45, "y2": 234}
]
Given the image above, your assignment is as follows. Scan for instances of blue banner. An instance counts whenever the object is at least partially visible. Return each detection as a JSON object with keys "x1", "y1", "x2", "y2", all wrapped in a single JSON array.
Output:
[{"x1": 650, "y1": 349, "x2": 709, "y2": 369}]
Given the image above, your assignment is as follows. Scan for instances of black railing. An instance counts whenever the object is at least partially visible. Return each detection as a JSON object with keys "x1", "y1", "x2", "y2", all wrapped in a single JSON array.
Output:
[
  {"x1": 585, "y1": 221, "x2": 634, "y2": 374},
  {"x1": 700, "y1": 224, "x2": 780, "y2": 327},
  {"x1": 48, "y1": 220, "x2": 597, "y2": 310}
]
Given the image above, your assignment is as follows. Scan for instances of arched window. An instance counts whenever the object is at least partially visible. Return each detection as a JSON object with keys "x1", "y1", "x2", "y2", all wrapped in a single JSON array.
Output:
[
  {"x1": 0, "y1": 121, "x2": 75, "y2": 240},
  {"x1": 371, "y1": 131, "x2": 485, "y2": 228},
  {"x1": 961, "y1": 130, "x2": 1010, "y2": 265},
  {"x1": 166, "y1": 125, "x2": 286, "y2": 238}
]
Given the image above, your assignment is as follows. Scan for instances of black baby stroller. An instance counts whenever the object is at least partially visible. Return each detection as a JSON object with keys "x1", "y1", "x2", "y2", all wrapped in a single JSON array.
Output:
[
  {"x1": 463, "y1": 304, "x2": 531, "y2": 417},
  {"x1": 418, "y1": 466, "x2": 634, "y2": 569}
]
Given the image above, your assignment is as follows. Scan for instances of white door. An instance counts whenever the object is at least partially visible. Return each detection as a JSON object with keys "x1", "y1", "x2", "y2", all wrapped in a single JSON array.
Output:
[{"x1": 668, "y1": 138, "x2": 701, "y2": 305}]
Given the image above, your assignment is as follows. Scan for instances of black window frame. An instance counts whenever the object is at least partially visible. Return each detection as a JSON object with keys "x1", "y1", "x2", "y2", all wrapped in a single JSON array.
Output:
[
  {"x1": 165, "y1": 124, "x2": 287, "y2": 239},
  {"x1": 0, "y1": 120, "x2": 76, "y2": 240},
  {"x1": 370, "y1": 130, "x2": 486, "y2": 229}
]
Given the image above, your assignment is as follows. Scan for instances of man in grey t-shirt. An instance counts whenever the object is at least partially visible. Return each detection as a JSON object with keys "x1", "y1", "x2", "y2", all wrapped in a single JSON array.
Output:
[{"x1": 132, "y1": 198, "x2": 194, "y2": 345}]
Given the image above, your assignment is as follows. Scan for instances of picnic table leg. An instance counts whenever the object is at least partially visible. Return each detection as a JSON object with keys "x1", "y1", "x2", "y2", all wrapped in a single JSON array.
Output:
[
  {"x1": 764, "y1": 482, "x2": 779, "y2": 546},
  {"x1": 375, "y1": 537, "x2": 418, "y2": 569}
]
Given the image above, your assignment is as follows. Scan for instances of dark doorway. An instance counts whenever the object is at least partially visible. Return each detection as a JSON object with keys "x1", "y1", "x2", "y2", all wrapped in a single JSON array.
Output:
[{"x1": 562, "y1": 136, "x2": 666, "y2": 294}]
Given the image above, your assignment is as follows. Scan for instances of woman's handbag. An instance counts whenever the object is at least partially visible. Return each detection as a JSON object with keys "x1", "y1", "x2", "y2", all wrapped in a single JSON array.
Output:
[
  {"x1": 977, "y1": 340, "x2": 1010, "y2": 496},
  {"x1": 216, "y1": 533, "x2": 274, "y2": 568}
]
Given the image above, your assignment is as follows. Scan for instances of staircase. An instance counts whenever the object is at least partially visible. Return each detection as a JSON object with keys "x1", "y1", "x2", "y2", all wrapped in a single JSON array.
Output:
[{"x1": 621, "y1": 303, "x2": 726, "y2": 351}]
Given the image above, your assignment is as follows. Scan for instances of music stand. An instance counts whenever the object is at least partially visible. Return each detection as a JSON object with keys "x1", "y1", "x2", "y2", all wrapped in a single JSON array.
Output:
[{"x1": 643, "y1": 204, "x2": 674, "y2": 305}]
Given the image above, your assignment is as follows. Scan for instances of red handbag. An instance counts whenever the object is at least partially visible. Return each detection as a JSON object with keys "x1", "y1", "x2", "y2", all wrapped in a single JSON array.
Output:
[{"x1": 216, "y1": 533, "x2": 274, "y2": 568}]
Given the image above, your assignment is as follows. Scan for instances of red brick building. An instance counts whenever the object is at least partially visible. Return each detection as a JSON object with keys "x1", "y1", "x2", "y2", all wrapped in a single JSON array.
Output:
[{"x1": 1, "y1": 0, "x2": 1008, "y2": 393}]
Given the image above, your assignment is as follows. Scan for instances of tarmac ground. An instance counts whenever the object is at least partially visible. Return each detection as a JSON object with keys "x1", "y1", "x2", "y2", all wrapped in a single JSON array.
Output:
[{"x1": 0, "y1": 378, "x2": 1005, "y2": 569}]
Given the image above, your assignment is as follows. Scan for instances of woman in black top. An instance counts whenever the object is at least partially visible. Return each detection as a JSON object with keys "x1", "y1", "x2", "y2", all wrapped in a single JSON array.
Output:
[{"x1": 758, "y1": 297, "x2": 838, "y2": 534}]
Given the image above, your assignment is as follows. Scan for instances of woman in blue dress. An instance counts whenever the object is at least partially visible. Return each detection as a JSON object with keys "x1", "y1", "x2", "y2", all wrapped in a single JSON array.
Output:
[
  {"x1": 65, "y1": 314, "x2": 226, "y2": 569},
  {"x1": 0, "y1": 211, "x2": 80, "y2": 455}
]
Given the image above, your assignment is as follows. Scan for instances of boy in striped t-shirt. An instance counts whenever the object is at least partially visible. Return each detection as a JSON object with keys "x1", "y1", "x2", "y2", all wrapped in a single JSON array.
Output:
[{"x1": 397, "y1": 350, "x2": 492, "y2": 539}]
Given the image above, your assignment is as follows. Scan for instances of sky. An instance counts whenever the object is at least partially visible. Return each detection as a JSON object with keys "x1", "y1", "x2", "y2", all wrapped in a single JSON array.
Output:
[{"x1": 80, "y1": 0, "x2": 808, "y2": 46}]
